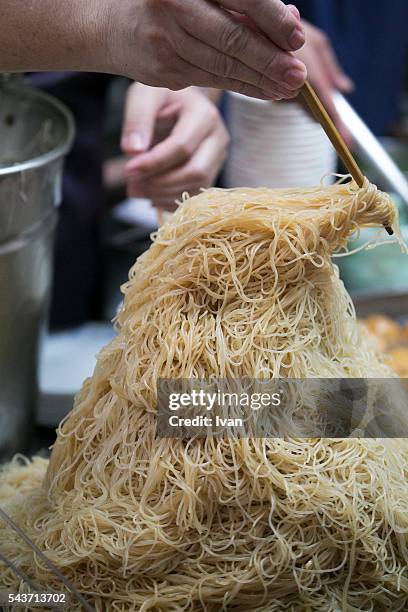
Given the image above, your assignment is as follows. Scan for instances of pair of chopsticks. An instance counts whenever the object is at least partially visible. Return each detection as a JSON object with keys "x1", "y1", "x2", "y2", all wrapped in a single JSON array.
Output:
[{"x1": 301, "y1": 81, "x2": 393, "y2": 236}]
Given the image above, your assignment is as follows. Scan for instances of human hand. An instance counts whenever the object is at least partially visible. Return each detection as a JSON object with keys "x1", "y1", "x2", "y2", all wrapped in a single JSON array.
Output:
[
  {"x1": 294, "y1": 20, "x2": 354, "y2": 143},
  {"x1": 108, "y1": 0, "x2": 307, "y2": 100},
  {"x1": 121, "y1": 84, "x2": 230, "y2": 210}
]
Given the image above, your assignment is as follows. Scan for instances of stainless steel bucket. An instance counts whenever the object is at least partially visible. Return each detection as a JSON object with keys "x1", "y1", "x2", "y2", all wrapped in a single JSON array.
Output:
[{"x1": 0, "y1": 78, "x2": 75, "y2": 460}]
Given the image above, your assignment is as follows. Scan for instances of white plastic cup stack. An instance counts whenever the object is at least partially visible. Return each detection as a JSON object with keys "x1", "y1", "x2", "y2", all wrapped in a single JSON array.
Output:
[{"x1": 223, "y1": 92, "x2": 337, "y2": 189}]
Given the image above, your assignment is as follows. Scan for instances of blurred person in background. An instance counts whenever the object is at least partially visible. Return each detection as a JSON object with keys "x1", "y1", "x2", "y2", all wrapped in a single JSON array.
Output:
[
  {"x1": 293, "y1": 0, "x2": 408, "y2": 137},
  {"x1": 28, "y1": 75, "x2": 229, "y2": 328},
  {"x1": 28, "y1": 73, "x2": 111, "y2": 329},
  {"x1": 122, "y1": 85, "x2": 229, "y2": 211}
]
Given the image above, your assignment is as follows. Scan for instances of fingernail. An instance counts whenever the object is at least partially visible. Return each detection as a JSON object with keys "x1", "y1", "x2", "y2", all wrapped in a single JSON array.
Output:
[
  {"x1": 339, "y1": 75, "x2": 355, "y2": 92},
  {"x1": 123, "y1": 133, "x2": 146, "y2": 152},
  {"x1": 289, "y1": 25, "x2": 305, "y2": 50},
  {"x1": 287, "y1": 4, "x2": 300, "y2": 20},
  {"x1": 284, "y1": 62, "x2": 307, "y2": 87}
]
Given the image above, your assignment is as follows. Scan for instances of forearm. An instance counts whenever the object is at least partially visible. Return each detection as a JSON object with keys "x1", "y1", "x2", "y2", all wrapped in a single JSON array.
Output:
[
  {"x1": 0, "y1": 0, "x2": 307, "y2": 98},
  {"x1": 0, "y1": 0, "x2": 111, "y2": 73}
]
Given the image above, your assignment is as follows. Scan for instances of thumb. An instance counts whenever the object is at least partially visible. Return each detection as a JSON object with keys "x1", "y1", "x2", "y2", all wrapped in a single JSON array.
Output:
[
  {"x1": 319, "y1": 39, "x2": 354, "y2": 93},
  {"x1": 121, "y1": 84, "x2": 168, "y2": 154}
]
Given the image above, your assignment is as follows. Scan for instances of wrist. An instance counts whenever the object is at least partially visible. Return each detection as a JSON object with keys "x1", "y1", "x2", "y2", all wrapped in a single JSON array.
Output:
[
  {"x1": 78, "y1": 0, "x2": 117, "y2": 74},
  {"x1": 93, "y1": 0, "x2": 140, "y2": 78}
]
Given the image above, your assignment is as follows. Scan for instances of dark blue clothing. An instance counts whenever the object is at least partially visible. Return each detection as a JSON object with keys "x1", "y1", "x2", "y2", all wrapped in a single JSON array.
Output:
[
  {"x1": 29, "y1": 73, "x2": 111, "y2": 327},
  {"x1": 293, "y1": 0, "x2": 408, "y2": 134}
]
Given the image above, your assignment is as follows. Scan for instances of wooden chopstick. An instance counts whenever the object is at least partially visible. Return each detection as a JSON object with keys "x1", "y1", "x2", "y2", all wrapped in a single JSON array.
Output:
[
  {"x1": 301, "y1": 81, "x2": 364, "y2": 187},
  {"x1": 156, "y1": 208, "x2": 165, "y2": 227},
  {"x1": 301, "y1": 80, "x2": 393, "y2": 235}
]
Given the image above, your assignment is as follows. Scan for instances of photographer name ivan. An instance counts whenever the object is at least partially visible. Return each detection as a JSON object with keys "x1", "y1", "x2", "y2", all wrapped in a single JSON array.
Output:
[{"x1": 169, "y1": 415, "x2": 243, "y2": 427}]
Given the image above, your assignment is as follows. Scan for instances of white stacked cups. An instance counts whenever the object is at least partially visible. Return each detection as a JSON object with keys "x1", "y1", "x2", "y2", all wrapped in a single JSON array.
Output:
[{"x1": 223, "y1": 93, "x2": 337, "y2": 189}]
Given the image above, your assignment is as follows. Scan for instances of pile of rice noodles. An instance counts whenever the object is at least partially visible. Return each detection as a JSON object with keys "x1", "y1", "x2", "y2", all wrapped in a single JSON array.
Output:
[{"x1": 1, "y1": 179, "x2": 408, "y2": 611}]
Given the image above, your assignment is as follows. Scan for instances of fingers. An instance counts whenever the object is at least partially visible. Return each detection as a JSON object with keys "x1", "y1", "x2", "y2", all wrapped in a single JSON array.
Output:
[
  {"x1": 125, "y1": 95, "x2": 216, "y2": 179},
  {"x1": 287, "y1": 5, "x2": 300, "y2": 20},
  {"x1": 308, "y1": 69, "x2": 341, "y2": 123},
  {"x1": 121, "y1": 84, "x2": 168, "y2": 154},
  {"x1": 310, "y1": 29, "x2": 353, "y2": 142},
  {"x1": 305, "y1": 71, "x2": 351, "y2": 142},
  {"x1": 128, "y1": 126, "x2": 228, "y2": 205},
  {"x1": 317, "y1": 32, "x2": 354, "y2": 92},
  {"x1": 172, "y1": 57, "x2": 299, "y2": 101},
  {"x1": 176, "y1": 2, "x2": 307, "y2": 94},
  {"x1": 175, "y1": 34, "x2": 301, "y2": 100},
  {"x1": 293, "y1": 20, "x2": 353, "y2": 141},
  {"x1": 146, "y1": 128, "x2": 227, "y2": 191},
  {"x1": 216, "y1": 0, "x2": 305, "y2": 52}
]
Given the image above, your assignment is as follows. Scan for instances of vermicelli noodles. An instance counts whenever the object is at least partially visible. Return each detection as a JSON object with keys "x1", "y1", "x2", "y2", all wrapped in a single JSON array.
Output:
[{"x1": 1, "y1": 179, "x2": 408, "y2": 611}]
